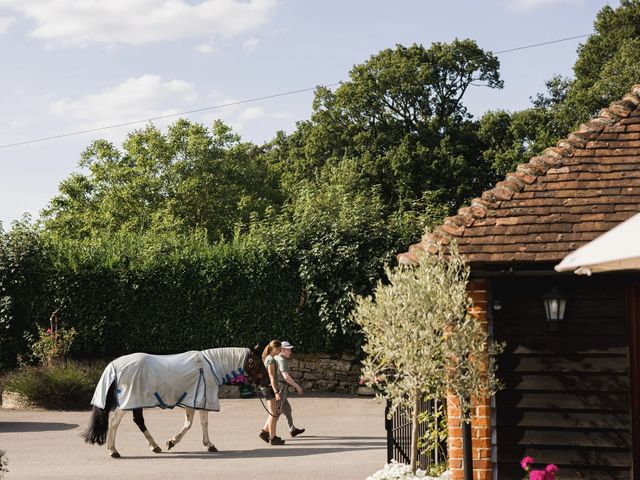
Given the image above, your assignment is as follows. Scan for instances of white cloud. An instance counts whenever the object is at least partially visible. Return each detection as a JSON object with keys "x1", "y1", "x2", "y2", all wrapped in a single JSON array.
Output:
[
  {"x1": 42, "y1": 80, "x2": 293, "y2": 145},
  {"x1": 237, "y1": 106, "x2": 266, "y2": 121},
  {"x1": 502, "y1": 0, "x2": 584, "y2": 11},
  {"x1": 49, "y1": 75, "x2": 198, "y2": 128},
  {"x1": 0, "y1": 0, "x2": 278, "y2": 46},
  {"x1": 243, "y1": 37, "x2": 260, "y2": 52},
  {"x1": 0, "y1": 15, "x2": 15, "y2": 33},
  {"x1": 198, "y1": 92, "x2": 293, "y2": 137},
  {"x1": 196, "y1": 43, "x2": 217, "y2": 54}
]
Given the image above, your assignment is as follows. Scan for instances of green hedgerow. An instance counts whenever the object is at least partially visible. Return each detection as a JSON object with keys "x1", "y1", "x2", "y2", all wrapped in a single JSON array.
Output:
[{"x1": 3, "y1": 361, "x2": 104, "y2": 409}]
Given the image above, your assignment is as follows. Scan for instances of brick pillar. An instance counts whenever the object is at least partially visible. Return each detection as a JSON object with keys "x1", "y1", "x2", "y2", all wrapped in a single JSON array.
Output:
[{"x1": 447, "y1": 278, "x2": 493, "y2": 480}]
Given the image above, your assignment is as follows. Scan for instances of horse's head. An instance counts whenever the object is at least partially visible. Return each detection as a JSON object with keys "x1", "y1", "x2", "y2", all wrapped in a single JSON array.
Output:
[{"x1": 243, "y1": 346, "x2": 269, "y2": 387}]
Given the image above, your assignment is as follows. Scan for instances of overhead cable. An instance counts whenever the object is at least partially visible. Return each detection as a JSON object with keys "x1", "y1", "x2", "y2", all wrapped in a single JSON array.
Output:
[{"x1": 0, "y1": 33, "x2": 592, "y2": 150}]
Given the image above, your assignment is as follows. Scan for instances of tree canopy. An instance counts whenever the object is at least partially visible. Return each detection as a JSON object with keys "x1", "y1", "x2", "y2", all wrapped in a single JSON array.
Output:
[
  {"x1": 267, "y1": 40, "x2": 503, "y2": 216},
  {"x1": 44, "y1": 120, "x2": 281, "y2": 242}
]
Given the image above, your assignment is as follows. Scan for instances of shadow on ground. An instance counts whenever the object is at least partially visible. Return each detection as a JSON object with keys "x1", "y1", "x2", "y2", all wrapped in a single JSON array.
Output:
[
  {"x1": 0, "y1": 421, "x2": 79, "y2": 432},
  {"x1": 113, "y1": 436, "x2": 385, "y2": 459}
]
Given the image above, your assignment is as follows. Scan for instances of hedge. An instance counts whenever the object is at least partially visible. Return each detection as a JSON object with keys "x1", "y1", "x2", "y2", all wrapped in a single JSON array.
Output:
[{"x1": 0, "y1": 226, "x2": 324, "y2": 369}]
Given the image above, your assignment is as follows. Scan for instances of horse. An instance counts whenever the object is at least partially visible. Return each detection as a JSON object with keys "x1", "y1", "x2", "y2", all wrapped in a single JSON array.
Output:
[{"x1": 82, "y1": 347, "x2": 269, "y2": 457}]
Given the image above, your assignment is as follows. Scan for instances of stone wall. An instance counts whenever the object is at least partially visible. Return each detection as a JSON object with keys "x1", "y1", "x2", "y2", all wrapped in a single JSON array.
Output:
[
  {"x1": 217, "y1": 353, "x2": 363, "y2": 399},
  {"x1": 287, "y1": 353, "x2": 362, "y2": 392}
]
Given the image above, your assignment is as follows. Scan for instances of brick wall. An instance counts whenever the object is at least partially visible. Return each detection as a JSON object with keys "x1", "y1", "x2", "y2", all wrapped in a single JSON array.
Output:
[{"x1": 447, "y1": 278, "x2": 493, "y2": 480}]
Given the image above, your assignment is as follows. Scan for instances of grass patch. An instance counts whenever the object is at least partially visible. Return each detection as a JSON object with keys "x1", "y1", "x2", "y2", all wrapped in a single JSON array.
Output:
[{"x1": 3, "y1": 361, "x2": 104, "y2": 410}]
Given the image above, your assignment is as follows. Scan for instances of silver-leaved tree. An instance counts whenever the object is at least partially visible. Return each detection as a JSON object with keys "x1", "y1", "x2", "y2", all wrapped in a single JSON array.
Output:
[{"x1": 351, "y1": 243, "x2": 501, "y2": 472}]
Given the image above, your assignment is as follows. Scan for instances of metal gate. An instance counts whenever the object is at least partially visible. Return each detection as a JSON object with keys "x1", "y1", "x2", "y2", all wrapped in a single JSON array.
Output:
[{"x1": 385, "y1": 398, "x2": 446, "y2": 469}]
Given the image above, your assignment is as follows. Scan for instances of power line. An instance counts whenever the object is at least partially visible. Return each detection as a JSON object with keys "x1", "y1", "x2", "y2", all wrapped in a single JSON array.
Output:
[
  {"x1": 0, "y1": 84, "x2": 339, "y2": 149},
  {"x1": 468, "y1": 33, "x2": 591, "y2": 87},
  {"x1": 493, "y1": 33, "x2": 590, "y2": 55},
  {"x1": 0, "y1": 33, "x2": 592, "y2": 150}
]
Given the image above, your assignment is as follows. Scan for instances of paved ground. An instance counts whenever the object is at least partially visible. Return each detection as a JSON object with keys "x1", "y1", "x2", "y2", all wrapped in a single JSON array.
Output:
[{"x1": 0, "y1": 394, "x2": 386, "y2": 480}]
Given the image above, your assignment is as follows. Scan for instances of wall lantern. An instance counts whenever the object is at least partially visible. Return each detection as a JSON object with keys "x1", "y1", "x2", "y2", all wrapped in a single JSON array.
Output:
[{"x1": 542, "y1": 286, "x2": 567, "y2": 331}]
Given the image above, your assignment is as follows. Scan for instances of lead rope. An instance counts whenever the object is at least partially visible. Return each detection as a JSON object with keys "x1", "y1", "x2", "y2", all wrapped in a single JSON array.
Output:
[{"x1": 255, "y1": 385, "x2": 284, "y2": 418}]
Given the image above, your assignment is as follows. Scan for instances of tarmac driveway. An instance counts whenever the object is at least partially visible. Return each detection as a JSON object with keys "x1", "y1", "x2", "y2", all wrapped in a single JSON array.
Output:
[{"x1": 0, "y1": 394, "x2": 386, "y2": 480}]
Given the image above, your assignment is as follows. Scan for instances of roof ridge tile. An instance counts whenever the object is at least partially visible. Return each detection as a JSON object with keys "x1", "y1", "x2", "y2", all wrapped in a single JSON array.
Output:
[
  {"x1": 563, "y1": 134, "x2": 587, "y2": 148},
  {"x1": 621, "y1": 93, "x2": 640, "y2": 108},
  {"x1": 597, "y1": 108, "x2": 625, "y2": 122}
]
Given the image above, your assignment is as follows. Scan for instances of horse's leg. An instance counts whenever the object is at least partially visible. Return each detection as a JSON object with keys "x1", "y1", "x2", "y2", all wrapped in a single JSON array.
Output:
[
  {"x1": 132, "y1": 408, "x2": 161, "y2": 453},
  {"x1": 106, "y1": 408, "x2": 126, "y2": 458},
  {"x1": 166, "y1": 407, "x2": 195, "y2": 451},
  {"x1": 199, "y1": 410, "x2": 218, "y2": 452}
]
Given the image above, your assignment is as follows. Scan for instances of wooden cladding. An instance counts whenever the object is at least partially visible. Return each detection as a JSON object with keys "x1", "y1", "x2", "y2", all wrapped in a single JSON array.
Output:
[{"x1": 493, "y1": 275, "x2": 634, "y2": 480}]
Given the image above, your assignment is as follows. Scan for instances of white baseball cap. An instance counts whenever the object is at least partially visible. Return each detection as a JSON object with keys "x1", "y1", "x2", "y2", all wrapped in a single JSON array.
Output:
[{"x1": 281, "y1": 341, "x2": 294, "y2": 349}]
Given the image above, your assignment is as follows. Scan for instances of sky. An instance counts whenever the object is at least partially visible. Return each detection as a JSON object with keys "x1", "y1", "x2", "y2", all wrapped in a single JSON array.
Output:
[{"x1": 0, "y1": 0, "x2": 617, "y2": 228}]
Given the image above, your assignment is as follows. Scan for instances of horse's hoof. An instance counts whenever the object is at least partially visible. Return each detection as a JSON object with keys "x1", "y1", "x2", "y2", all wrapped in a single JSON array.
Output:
[
  {"x1": 110, "y1": 452, "x2": 121, "y2": 458},
  {"x1": 166, "y1": 440, "x2": 175, "y2": 451},
  {"x1": 152, "y1": 446, "x2": 162, "y2": 453},
  {"x1": 207, "y1": 445, "x2": 218, "y2": 452}
]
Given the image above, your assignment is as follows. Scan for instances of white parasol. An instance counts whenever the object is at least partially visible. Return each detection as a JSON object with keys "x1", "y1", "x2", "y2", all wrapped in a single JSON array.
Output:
[{"x1": 554, "y1": 212, "x2": 640, "y2": 275}]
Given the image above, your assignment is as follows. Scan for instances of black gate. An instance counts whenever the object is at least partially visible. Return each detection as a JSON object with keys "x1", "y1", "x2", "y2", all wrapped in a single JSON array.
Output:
[{"x1": 385, "y1": 398, "x2": 446, "y2": 469}]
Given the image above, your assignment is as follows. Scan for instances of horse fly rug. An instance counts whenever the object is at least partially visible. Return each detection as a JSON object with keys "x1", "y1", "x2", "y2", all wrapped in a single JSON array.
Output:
[{"x1": 91, "y1": 347, "x2": 248, "y2": 411}]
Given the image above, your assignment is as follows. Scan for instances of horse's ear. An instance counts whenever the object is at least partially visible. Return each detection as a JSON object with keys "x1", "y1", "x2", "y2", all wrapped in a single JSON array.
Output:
[{"x1": 252, "y1": 343, "x2": 261, "y2": 354}]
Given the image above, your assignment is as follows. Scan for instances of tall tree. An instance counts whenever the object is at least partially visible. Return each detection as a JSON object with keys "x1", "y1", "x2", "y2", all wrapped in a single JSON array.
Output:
[
  {"x1": 44, "y1": 120, "x2": 281, "y2": 241},
  {"x1": 267, "y1": 40, "x2": 503, "y2": 216}
]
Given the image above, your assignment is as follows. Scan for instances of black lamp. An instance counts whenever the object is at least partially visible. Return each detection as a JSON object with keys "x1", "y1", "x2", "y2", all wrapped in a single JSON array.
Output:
[{"x1": 542, "y1": 286, "x2": 567, "y2": 331}]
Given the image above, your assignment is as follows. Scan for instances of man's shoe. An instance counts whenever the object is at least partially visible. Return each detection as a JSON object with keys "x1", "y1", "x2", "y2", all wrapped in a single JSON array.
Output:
[
  {"x1": 290, "y1": 428, "x2": 305, "y2": 437},
  {"x1": 270, "y1": 436, "x2": 285, "y2": 445},
  {"x1": 258, "y1": 430, "x2": 269, "y2": 443}
]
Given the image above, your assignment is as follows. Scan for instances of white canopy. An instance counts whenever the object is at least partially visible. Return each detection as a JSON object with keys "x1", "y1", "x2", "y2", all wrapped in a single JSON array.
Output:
[{"x1": 554, "y1": 212, "x2": 640, "y2": 275}]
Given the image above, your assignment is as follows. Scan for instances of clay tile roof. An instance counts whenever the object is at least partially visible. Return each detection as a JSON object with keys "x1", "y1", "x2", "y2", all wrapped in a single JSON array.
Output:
[{"x1": 398, "y1": 84, "x2": 640, "y2": 266}]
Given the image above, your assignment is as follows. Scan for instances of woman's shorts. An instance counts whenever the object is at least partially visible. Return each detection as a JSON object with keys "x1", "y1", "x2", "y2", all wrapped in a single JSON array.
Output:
[{"x1": 262, "y1": 386, "x2": 277, "y2": 400}]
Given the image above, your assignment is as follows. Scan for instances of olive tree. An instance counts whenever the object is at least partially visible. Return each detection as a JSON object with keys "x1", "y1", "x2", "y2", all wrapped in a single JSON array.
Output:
[{"x1": 351, "y1": 244, "x2": 501, "y2": 472}]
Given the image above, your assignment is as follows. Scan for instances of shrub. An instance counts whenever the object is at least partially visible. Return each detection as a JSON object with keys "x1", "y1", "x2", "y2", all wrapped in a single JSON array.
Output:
[
  {"x1": 3, "y1": 361, "x2": 104, "y2": 409},
  {"x1": 24, "y1": 309, "x2": 77, "y2": 367}
]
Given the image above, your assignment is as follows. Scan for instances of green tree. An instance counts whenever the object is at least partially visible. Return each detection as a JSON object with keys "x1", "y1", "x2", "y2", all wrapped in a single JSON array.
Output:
[
  {"x1": 351, "y1": 245, "x2": 501, "y2": 472},
  {"x1": 44, "y1": 120, "x2": 281, "y2": 242},
  {"x1": 249, "y1": 159, "x2": 400, "y2": 351},
  {"x1": 479, "y1": 0, "x2": 640, "y2": 176},
  {"x1": 267, "y1": 40, "x2": 503, "y2": 216}
]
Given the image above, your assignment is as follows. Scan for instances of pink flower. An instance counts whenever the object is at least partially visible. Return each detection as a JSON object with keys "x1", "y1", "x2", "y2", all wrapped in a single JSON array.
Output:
[
  {"x1": 544, "y1": 464, "x2": 558, "y2": 480},
  {"x1": 520, "y1": 456, "x2": 535, "y2": 471},
  {"x1": 529, "y1": 470, "x2": 546, "y2": 480},
  {"x1": 46, "y1": 328, "x2": 52, "y2": 334}
]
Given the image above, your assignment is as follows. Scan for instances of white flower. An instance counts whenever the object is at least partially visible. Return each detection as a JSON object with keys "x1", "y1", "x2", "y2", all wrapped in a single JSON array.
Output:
[{"x1": 365, "y1": 461, "x2": 441, "y2": 480}]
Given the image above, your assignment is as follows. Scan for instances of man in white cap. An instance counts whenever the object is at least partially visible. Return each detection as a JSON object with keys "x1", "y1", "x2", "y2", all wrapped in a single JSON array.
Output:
[{"x1": 275, "y1": 341, "x2": 305, "y2": 437}]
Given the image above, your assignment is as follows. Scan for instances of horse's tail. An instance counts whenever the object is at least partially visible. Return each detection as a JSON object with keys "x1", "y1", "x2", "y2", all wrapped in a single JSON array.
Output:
[{"x1": 82, "y1": 380, "x2": 116, "y2": 445}]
